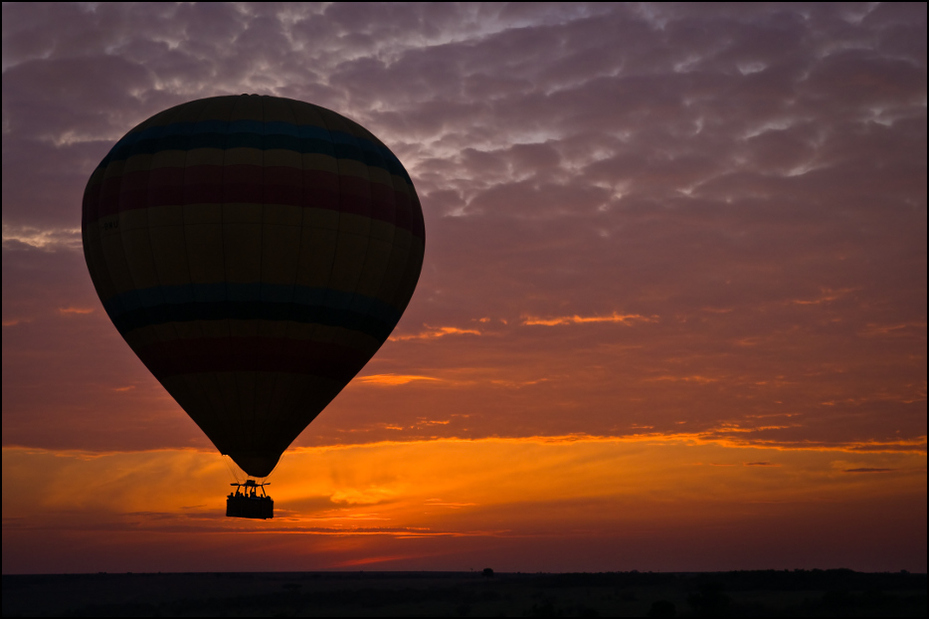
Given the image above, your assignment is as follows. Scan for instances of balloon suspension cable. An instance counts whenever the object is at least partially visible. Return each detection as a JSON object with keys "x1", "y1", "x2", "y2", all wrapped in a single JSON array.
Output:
[
  {"x1": 229, "y1": 478, "x2": 271, "y2": 496},
  {"x1": 222, "y1": 454, "x2": 247, "y2": 485}
]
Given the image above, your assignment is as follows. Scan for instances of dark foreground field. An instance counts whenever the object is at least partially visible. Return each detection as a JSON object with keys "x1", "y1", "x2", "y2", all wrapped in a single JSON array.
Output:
[{"x1": 3, "y1": 569, "x2": 925, "y2": 617}]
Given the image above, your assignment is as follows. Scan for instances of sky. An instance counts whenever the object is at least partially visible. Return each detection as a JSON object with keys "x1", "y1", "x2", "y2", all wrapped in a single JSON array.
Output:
[{"x1": 2, "y1": 2, "x2": 926, "y2": 574}]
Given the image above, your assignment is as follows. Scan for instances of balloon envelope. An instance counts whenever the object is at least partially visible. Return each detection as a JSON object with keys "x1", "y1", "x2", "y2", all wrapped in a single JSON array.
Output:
[{"x1": 82, "y1": 94, "x2": 424, "y2": 477}]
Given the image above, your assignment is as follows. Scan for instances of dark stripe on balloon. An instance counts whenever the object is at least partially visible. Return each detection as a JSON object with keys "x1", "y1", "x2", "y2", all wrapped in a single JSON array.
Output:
[
  {"x1": 83, "y1": 166, "x2": 420, "y2": 238},
  {"x1": 138, "y1": 337, "x2": 371, "y2": 380},
  {"x1": 98, "y1": 121, "x2": 411, "y2": 182},
  {"x1": 93, "y1": 165, "x2": 401, "y2": 217},
  {"x1": 103, "y1": 283, "x2": 403, "y2": 342},
  {"x1": 106, "y1": 282, "x2": 404, "y2": 321}
]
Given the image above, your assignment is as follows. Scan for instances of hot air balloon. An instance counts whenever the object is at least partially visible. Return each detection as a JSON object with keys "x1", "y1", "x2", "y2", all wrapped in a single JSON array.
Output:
[{"x1": 82, "y1": 94, "x2": 425, "y2": 518}]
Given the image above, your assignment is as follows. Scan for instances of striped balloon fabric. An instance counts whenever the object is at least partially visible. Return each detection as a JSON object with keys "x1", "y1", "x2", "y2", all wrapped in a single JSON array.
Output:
[{"x1": 82, "y1": 95, "x2": 425, "y2": 477}]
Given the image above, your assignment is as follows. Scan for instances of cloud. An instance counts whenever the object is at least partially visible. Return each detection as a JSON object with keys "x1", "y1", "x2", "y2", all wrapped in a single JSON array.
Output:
[
  {"x1": 790, "y1": 288, "x2": 860, "y2": 306},
  {"x1": 1, "y1": 225, "x2": 82, "y2": 252},
  {"x1": 356, "y1": 374, "x2": 443, "y2": 386},
  {"x1": 389, "y1": 326, "x2": 482, "y2": 341},
  {"x1": 57, "y1": 307, "x2": 94, "y2": 315},
  {"x1": 330, "y1": 486, "x2": 398, "y2": 506},
  {"x1": 645, "y1": 375, "x2": 720, "y2": 384},
  {"x1": 521, "y1": 312, "x2": 659, "y2": 326},
  {"x1": 2, "y1": 318, "x2": 32, "y2": 327}
]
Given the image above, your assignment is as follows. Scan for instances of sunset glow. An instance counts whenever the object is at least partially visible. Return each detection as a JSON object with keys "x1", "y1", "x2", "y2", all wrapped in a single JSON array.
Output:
[
  {"x1": 5, "y1": 434, "x2": 924, "y2": 573},
  {"x1": 3, "y1": 2, "x2": 926, "y2": 574}
]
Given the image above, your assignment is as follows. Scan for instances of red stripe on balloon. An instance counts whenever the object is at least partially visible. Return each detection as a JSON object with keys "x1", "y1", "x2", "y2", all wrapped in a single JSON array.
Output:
[{"x1": 87, "y1": 165, "x2": 418, "y2": 236}]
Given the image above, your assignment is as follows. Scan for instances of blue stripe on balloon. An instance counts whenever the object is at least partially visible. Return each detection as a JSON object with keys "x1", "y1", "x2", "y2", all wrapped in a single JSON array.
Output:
[{"x1": 98, "y1": 120, "x2": 410, "y2": 181}]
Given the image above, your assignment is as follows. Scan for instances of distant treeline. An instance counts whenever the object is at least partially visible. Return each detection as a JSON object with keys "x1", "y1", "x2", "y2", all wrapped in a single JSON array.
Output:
[
  {"x1": 532, "y1": 568, "x2": 926, "y2": 591},
  {"x1": 3, "y1": 569, "x2": 926, "y2": 617}
]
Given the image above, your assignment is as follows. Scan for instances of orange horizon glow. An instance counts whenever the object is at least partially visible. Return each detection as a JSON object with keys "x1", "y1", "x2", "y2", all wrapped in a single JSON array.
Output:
[
  {"x1": 3, "y1": 434, "x2": 926, "y2": 571},
  {"x1": 4, "y1": 434, "x2": 925, "y2": 573}
]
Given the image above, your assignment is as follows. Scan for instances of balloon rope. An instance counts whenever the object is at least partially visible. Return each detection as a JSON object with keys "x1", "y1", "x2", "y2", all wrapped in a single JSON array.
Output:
[{"x1": 223, "y1": 455, "x2": 246, "y2": 485}]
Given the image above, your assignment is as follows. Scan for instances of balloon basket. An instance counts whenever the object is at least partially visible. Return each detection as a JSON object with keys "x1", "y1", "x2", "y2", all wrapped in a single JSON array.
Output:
[{"x1": 226, "y1": 479, "x2": 273, "y2": 519}]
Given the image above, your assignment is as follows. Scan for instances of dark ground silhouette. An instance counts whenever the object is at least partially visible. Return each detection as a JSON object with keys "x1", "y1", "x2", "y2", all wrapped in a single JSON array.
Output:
[{"x1": 2, "y1": 569, "x2": 925, "y2": 617}]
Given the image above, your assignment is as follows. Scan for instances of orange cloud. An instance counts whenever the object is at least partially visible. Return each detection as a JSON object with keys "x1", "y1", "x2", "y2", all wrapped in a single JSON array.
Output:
[
  {"x1": 57, "y1": 307, "x2": 94, "y2": 315},
  {"x1": 424, "y1": 498, "x2": 478, "y2": 508},
  {"x1": 521, "y1": 312, "x2": 658, "y2": 326},
  {"x1": 388, "y1": 325, "x2": 482, "y2": 341},
  {"x1": 330, "y1": 486, "x2": 399, "y2": 505},
  {"x1": 356, "y1": 374, "x2": 443, "y2": 386},
  {"x1": 489, "y1": 378, "x2": 548, "y2": 388},
  {"x1": 645, "y1": 375, "x2": 720, "y2": 384},
  {"x1": 860, "y1": 322, "x2": 927, "y2": 337},
  {"x1": 791, "y1": 287, "x2": 859, "y2": 305}
]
